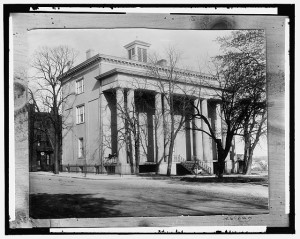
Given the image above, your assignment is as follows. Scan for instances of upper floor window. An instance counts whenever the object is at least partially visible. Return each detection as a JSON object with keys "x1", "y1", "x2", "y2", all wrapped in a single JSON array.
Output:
[
  {"x1": 76, "y1": 105, "x2": 85, "y2": 124},
  {"x1": 76, "y1": 78, "x2": 84, "y2": 94},
  {"x1": 137, "y1": 47, "x2": 147, "y2": 63}
]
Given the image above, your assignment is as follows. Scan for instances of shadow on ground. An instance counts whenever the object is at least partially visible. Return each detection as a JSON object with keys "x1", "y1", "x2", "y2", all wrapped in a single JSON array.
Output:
[
  {"x1": 179, "y1": 176, "x2": 268, "y2": 184},
  {"x1": 30, "y1": 193, "x2": 122, "y2": 219}
]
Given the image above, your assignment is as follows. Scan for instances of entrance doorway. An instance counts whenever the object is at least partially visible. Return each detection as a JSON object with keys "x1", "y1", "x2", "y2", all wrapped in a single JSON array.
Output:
[{"x1": 37, "y1": 151, "x2": 52, "y2": 171}]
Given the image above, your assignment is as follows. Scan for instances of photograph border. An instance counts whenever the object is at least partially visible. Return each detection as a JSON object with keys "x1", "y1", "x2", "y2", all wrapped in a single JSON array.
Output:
[{"x1": 5, "y1": 4, "x2": 295, "y2": 234}]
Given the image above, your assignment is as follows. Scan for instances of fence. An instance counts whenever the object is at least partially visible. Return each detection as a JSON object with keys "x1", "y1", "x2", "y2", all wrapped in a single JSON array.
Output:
[{"x1": 61, "y1": 164, "x2": 119, "y2": 175}]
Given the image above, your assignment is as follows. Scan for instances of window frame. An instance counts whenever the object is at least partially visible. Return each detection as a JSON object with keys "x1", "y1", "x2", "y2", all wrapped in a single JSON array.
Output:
[
  {"x1": 137, "y1": 47, "x2": 147, "y2": 63},
  {"x1": 142, "y1": 48, "x2": 147, "y2": 63},
  {"x1": 78, "y1": 137, "x2": 84, "y2": 158},
  {"x1": 137, "y1": 47, "x2": 142, "y2": 61},
  {"x1": 76, "y1": 104, "x2": 85, "y2": 124},
  {"x1": 75, "y1": 78, "x2": 84, "y2": 95},
  {"x1": 128, "y1": 48, "x2": 135, "y2": 60}
]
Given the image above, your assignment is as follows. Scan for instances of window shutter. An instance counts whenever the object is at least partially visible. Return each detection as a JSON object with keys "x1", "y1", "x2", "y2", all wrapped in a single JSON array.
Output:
[
  {"x1": 138, "y1": 47, "x2": 142, "y2": 61},
  {"x1": 142, "y1": 49, "x2": 147, "y2": 62}
]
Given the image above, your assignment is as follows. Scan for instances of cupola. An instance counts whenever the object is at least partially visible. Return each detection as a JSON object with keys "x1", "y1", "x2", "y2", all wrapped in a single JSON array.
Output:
[{"x1": 124, "y1": 40, "x2": 151, "y2": 63}]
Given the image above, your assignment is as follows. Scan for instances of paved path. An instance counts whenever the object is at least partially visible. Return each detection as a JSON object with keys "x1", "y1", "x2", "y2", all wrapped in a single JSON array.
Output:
[{"x1": 30, "y1": 172, "x2": 268, "y2": 219}]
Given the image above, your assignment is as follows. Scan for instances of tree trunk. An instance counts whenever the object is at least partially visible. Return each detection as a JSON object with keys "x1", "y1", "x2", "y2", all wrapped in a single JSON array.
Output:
[
  {"x1": 166, "y1": 139, "x2": 175, "y2": 176},
  {"x1": 53, "y1": 132, "x2": 60, "y2": 174},
  {"x1": 128, "y1": 135, "x2": 135, "y2": 174},
  {"x1": 242, "y1": 132, "x2": 252, "y2": 174},
  {"x1": 216, "y1": 136, "x2": 232, "y2": 178},
  {"x1": 216, "y1": 139, "x2": 226, "y2": 178},
  {"x1": 243, "y1": 151, "x2": 248, "y2": 174},
  {"x1": 155, "y1": 126, "x2": 159, "y2": 174},
  {"x1": 135, "y1": 135, "x2": 140, "y2": 174},
  {"x1": 245, "y1": 148, "x2": 254, "y2": 175}
]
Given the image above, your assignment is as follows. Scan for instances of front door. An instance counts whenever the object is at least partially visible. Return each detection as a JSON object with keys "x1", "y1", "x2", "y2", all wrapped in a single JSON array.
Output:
[{"x1": 40, "y1": 152, "x2": 47, "y2": 171}]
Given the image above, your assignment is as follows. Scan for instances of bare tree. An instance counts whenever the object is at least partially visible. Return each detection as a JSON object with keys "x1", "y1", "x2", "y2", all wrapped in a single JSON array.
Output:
[
  {"x1": 242, "y1": 108, "x2": 267, "y2": 174},
  {"x1": 114, "y1": 89, "x2": 144, "y2": 174},
  {"x1": 215, "y1": 30, "x2": 267, "y2": 175},
  {"x1": 190, "y1": 30, "x2": 267, "y2": 178},
  {"x1": 29, "y1": 46, "x2": 78, "y2": 174},
  {"x1": 147, "y1": 47, "x2": 197, "y2": 176}
]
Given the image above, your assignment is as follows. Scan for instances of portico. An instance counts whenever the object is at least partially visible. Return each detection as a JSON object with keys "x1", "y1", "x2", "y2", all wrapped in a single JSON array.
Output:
[{"x1": 96, "y1": 68, "x2": 223, "y2": 174}]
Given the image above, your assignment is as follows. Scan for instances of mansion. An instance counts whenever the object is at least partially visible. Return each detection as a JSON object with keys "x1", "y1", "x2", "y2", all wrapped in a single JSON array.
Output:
[{"x1": 59, "y1": 40, "x2": 239, "y2": 175}]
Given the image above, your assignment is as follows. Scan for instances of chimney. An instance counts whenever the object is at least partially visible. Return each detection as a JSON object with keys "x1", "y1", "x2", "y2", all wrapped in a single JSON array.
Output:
[
  {"x1": 156, "y1": 59, "x2": 167, "y2": 67},
  {"x1": 86, "y1": 49, "x2": 94, "y2": 60}
]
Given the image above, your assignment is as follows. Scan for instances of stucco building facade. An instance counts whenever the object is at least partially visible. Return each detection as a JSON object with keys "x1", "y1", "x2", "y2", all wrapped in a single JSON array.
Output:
[{"x1": 59, "y1": 40, "x2": 237, "y2": 175}]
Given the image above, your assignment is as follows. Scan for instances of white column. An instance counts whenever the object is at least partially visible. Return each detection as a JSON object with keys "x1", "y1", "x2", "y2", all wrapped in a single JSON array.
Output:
[
  {"x1": 189, "y1": 120, "x2": 194, "y2": 160},
  {"x1": 201, "y1": 99, "x2": 210, "y2": 162},
  {"x1": 127, "y1": 89, "x2": 135, "y2": 165},
  {"x1": 116, "y1": 88, "x2": 126, "y2": 165},
  {"x1": 221, "y1": 110, "x2": 227, "y2": 149},
  {"x1": 193, "y1": 99, "x2": 203, "y2": 160},
  {"x1": 163, "y1": 94, "x2": 171, "y2": 160},
  {"x1": 215, "y1": 103, "x2": 222, "y2": 139},
  {"x1": 101, "y1": 91, "x2": 111, "y2": 161},
  {"x1": 155, "y1": 93, "x2": 164, "y2": 163},
  {"x1": 221, "y1": 110, "x2": 230, "y2": 164},
  {"x1": 230, "y1": 137, "x2": 237, "y2": 173}
]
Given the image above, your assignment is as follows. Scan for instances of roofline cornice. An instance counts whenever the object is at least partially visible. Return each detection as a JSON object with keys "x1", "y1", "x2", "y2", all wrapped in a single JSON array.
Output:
[
  {"x1": 95, "y1": 68, "x2": 221, "y2": 90},
  {"x1": 124, "y1": 40, "x2": 151, "y2": 49},
  {"x1": 58, "y1": 53, "x2": 216, "y2": 83}
]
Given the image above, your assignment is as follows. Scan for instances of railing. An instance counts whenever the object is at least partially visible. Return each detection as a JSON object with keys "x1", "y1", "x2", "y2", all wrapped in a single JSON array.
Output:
[
  {"x1": 173, "y1": 154, "x2": 186, "y2": 162},
  {"x1": 61, "y1": 161, "x2": 120, "y2": 175},
  {"x1": 197, "y1": 160, "x2": 212, "y2": 174},
  {"x1": 174, "y1": 155, "x2": 213, "y2": 175},
  {"x1": 103, "y1": 156, "x2": 118, "y2": 165},
  {"x1": 192, "y1": 156, "x2": 212, "y2": 174},
  {"x1": 62, "y1": 164, "x2": 101, "y2": 174}
]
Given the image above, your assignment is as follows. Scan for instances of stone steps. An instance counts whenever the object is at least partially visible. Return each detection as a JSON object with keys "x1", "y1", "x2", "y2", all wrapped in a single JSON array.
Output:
[{"x1": 180, "y1": 161, "x2": 212, "y2": 175}]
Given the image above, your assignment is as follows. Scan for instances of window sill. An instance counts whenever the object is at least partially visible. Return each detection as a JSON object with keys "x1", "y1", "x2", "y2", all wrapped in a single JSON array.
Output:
[{"x1": 76, "y1": 122, "x2": 85, "y2": 125}]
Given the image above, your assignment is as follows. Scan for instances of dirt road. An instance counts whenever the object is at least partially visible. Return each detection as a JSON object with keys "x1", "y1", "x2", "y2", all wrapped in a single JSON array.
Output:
[{"x1": 30, "y1": 172, "x2": 268, "y2": 219}]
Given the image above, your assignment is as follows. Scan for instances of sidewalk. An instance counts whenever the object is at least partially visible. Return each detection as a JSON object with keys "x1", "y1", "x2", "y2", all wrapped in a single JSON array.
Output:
[
  {"x1": 30, "y1": 171, "x2": 267, "y2": 182},
  {"x1": 30, "y1": 171, "x2": 212, "y2": 181},
  {"x1": 30, "y1": 171, "x2": 138, "y2": 180}
]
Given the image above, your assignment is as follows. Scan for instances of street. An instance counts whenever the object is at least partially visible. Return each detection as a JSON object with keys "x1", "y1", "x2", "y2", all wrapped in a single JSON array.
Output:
[{"x1": 30, "y1": 172, "x2": 268, "y2": 219}]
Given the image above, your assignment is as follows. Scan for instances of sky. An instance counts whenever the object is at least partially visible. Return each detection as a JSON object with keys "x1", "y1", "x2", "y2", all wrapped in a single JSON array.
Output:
[
  {"x1": 27, "y1": 28, "x2": 267, "y2": 157},
  {"x1": 28, "y1": 28, "x2": 232, "y2": 73}
]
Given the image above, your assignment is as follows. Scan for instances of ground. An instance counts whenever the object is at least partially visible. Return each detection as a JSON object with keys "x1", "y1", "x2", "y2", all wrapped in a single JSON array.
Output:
[{"x1": 29, "y1": 172, "x2": 268, "y2": 219}]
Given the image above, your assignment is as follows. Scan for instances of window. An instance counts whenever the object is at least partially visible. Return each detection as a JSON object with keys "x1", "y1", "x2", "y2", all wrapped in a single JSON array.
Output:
[
  {"x1": 76, "y1": 78, "x2": 84, "y2": 94},
  {"x1": 128, "y1": 50, "x2": 131, "y2": 59},
  {"x1": 138, "y1": 47, "x2": 142, "y2": 61},
  {"x1": 78, "y1": 138, "x2": 84, "y2": 158},
  {"x1": 76, "y1": 105, "x2": 85, "y2": 124},
  {"x1": 128, "y1": 48, "x2": 135, "y2": 60},
  {"x1": 142, "y1": 49, "x2": 147, "y2": 63},
  {"x1": 137, "y1": 47, "x2": 147, "y2": 63}
]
